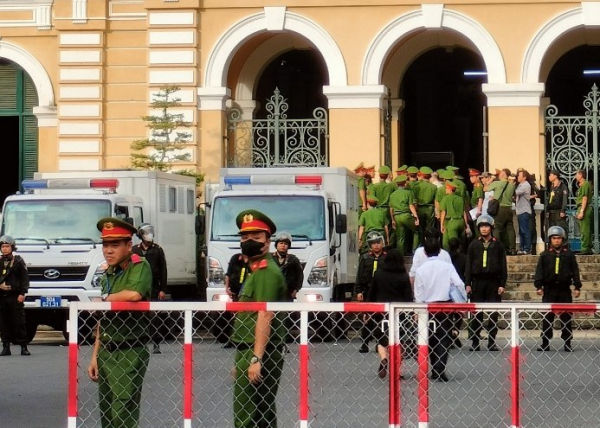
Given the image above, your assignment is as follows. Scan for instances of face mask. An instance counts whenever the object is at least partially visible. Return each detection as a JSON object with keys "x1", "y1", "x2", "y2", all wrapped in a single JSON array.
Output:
[{"x1": 240, "y1": 239, "x2": 265, "y2": 258}]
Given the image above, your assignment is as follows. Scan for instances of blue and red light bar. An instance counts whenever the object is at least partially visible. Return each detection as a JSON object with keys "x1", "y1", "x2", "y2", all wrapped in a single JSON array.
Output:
[
  {"x1": 224, "y1": 175, "x2": 322, "y2": 186},
  {"x1": 22, "y1": 179, "x2": 120, "y2": 191}
]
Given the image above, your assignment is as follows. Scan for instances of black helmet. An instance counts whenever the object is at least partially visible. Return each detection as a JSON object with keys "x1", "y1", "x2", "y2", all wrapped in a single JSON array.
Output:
[
  {"x1": 275, "y1": 231, "x2": 292, "y2": 246},
  {"x1": 137, "y1": 223, "x2": 154, "y2": 242},
  {"x1": 0, "y1": 235, "x2": 16, "y2": 251}
]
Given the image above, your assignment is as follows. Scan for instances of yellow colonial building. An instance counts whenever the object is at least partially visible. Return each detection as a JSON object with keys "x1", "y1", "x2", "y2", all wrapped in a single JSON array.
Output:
[{"x1": 1, "y1": 0, "x2": 600, "y2": 207}]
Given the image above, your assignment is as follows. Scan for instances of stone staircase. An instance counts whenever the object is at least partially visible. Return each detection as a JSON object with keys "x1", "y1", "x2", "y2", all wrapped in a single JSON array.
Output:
[{"x1": 504, "y1": 254, "x2": 600, "y2": 302}]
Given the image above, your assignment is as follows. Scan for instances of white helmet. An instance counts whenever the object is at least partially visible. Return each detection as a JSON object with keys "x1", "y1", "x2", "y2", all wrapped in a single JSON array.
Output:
[{"x1": 476, "y1": 214, "x2": 495, "y2": 228}]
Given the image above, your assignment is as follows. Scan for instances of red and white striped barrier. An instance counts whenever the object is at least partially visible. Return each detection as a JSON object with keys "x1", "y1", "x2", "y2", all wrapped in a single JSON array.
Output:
[{"x1": 66, "y1": 301, "x2": 600, "y2": 428}]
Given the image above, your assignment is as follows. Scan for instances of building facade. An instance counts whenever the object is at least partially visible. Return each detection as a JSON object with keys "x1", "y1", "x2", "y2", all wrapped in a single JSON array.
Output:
[{"x1": 1, "y1": 0, "x2": 599, "y2": 203}]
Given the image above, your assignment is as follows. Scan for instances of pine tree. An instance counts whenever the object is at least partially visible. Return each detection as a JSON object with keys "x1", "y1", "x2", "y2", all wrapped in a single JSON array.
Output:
[{"x1": 130, "y1": 85, "x2": 203, "y2": 185}]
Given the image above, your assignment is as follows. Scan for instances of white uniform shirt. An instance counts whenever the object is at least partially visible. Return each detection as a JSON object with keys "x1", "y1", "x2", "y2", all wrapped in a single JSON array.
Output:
[
  {"x1": 409, "y1": 247, "x2": 451, "y2": 278},
  {"x1": 414, "y1": 256, "x2": 465, "y2": 303}
]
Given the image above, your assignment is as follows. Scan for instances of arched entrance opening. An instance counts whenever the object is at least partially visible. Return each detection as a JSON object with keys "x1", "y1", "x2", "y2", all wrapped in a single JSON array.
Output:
[
  {"x1": 0, "y1": 59, "x2": 38, "y2": 204},
  {"x1": 400, "y1": 47, "x2": 487, "y2": 172}
]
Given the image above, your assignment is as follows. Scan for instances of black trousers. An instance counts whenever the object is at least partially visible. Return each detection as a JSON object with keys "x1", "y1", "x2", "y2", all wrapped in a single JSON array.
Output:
[
  {"x1": 541, "y1": 288, "x2": 573, "y2": 344},
  {"x1": 0, "y1": 295, "x2": 27, "y2": 345},
  {"x1": 469, "y1": 277, "x2": 502, "y2": 343},
  {"x1": 429, "y1": 312, "x2": 452, "y2": 377}
]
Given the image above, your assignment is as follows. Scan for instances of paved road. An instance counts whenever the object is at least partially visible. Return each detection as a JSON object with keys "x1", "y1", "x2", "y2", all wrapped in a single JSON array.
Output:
[{"x1": 3, "y1": 328, "x2": 600, "y2": 428}]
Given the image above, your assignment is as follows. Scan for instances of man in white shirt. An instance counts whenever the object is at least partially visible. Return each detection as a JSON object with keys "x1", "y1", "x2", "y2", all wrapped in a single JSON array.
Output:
[
  {"x1": 414, "y1": 234, "x2": 465, "y2": 382},
  {"x1": 409, "y1": 228, "x2": 451, "y2": 286}
]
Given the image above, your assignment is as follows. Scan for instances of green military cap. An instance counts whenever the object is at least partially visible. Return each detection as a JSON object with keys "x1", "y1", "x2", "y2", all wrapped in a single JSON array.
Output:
[
  {"x1": 407, "y1": 166, "x2": 419, "y2": 174},
  {"x1": 97, "y1": 217, "x2": 137, "y2": 241},
  {"x1": 236, "y1": 209, "x2": 277, "y2": 235},
  {"x1": 436, "y1": 168, "x2": 446, "y2": 177},
  {"x1": 378, "y1": 165, "x2": 391, "y2": 175},
  {"x1": 366, "y1": 194, "x2": 379, "y2": 204},
  {"x1": 456, "y1": 175, "x2": 465, "y2": 180},
  {"x1": 395, "y1": 164, "x2": 408, "y2": 173},
  {"x1": 446, "y1": 165, "x2": 459, "y2": 171},
  {"x1": 441, "y1": 170, "x2": 455, "y2": 180},
  {"x1": 393, "y1": 174, "x2": 408, "y2": 183},
  {"x1": 445, "y1": 181, "x2": 457, "y2": 190},
  {"x1": 419, "y1": 166, "x2": 433, "y2": 175}
]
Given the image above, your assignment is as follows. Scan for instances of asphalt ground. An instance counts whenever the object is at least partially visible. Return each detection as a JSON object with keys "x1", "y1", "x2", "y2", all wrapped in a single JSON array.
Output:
[{"x1": 2, "y1": 327, "x2": 600, "y2": 428}]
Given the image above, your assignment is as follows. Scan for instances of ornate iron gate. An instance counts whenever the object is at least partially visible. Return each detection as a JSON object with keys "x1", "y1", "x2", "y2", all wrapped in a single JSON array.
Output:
[
  {"x1": 226, "y1": 87, "x2": 328, "y2": 168},
  {"x1": 545, "y1": 84, "x2": 599, "y2": 252},
  {"x1": 382, "y1": 89, "x2": 392, "y2": 168}
]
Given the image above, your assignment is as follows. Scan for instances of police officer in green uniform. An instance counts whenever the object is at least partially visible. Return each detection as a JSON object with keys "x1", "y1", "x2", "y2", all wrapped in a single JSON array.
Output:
[
  {"x1": 357, "y1": 195, "x2": 389, "y2": 253},
  {"x1": 230, "y1": 210, "x2": 287, "y2": 428},
  {"x1": 575, "y1": 169, "x2": 593, "y2": 254},
  {"x1": 434, "y1": 170, "x2": 452, "y2": 228},
  {"x1": 440, "y1": 181, "x2": 470, "y2": 250},
  {"x1": 447, "y1": 166, "x2": 467, "y2": 201},
  {"x1": 414, "y1": 166, "x2": 437, "y2": 245},
  {"x1": 87, "y1": 217, "x2": 152, "y2": 428},
  {"x1": 487, "y1": 168, "x2": 516, "y2": 254},
  {"x1": 371, "y1": 166, "x2": 396, "y2": 247},
  {"x1": 389, "y1": 175, "x2": 420, "y2": 254},
  {"x1": 406, "y1": 166, "x2": 419, "y2": 192},
  {"x1": 395, "y1": 164, "x2": 407, "y2": 178},
  {"x1": 546, "y1": 169, "x2": 569, "y2": 242}
]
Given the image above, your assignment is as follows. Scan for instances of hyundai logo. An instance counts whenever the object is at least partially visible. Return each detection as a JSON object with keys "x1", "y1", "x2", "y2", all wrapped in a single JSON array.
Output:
[{"x1": 43, "y1": 269, "x2": 61, "y2": 280}]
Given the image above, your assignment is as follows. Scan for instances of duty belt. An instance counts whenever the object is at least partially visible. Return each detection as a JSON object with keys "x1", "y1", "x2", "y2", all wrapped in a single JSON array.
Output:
[{"x1": 393, "y1": 211, "x2": 410, "y2": 215}]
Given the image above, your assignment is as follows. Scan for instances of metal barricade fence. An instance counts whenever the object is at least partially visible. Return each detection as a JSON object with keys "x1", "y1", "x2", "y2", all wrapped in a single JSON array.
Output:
[{"x1": 67, "y1": 302, "x2": 600, "y2": 428}]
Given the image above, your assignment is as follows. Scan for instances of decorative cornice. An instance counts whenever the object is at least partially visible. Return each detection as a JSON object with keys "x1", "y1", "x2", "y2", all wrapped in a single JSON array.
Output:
[
  {"x1": 482, "y1": 83, "x2": 545, "y2": 107},
  {"x1": 323, "y1": 85, "x2": 387, "y2": 109}
]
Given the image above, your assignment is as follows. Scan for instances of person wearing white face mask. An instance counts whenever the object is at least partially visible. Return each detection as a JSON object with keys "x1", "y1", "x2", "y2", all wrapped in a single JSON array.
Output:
[{"x1": 132, "y1": 223, "x2": 167, "y2": 354}]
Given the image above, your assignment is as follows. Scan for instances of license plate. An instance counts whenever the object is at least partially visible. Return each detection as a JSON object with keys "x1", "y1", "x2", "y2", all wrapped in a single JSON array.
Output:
[{"x1": 40, "y1": 296, "x2": 62, "y2": 308}]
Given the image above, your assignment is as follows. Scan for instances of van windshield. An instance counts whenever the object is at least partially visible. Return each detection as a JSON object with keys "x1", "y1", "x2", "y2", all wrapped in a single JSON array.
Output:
[
  {"x1": 2, "y1": 200, "x2": 111, "y2": 244},
  {"x1": 211, "y1": 195, "x2": 325, "y2": 241}
]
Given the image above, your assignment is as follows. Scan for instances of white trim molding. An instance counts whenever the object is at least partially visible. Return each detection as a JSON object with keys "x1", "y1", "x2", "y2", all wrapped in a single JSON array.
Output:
[
  {"x1": 363, "y1": 4, "x2": 506, "y2": 85},
  {"x1": 323, "y1": 85, "x2": 387, "y2": 109},
  {"x1": 203, "y1": 7, "x2": 347, "y2": 89},
  {"x1": 33, "y1": 105, "x2": 57, "y2": 127},
  {"x1": 198, "y1": 86, "x2": 231, "y2": 111},
  {"x1": 522, "y1": 3, "x2": 600, "y2": 83},
  {"x1": 0, "y1": 41, "x2": 55, "y2": 107},
  {"x1": 482, "y1": 83, "x2": 545, "y2": 107}
]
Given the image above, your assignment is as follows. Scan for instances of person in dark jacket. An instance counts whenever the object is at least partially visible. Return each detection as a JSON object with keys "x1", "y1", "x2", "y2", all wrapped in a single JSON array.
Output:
[
  {"x1": 272, "y1": 232, "x2": 303, "y2": 300},
  {"x1": 355, "y1": 231, "x2": 387, "y2": 353},
  {"x1": 465, "y1": 215, "x2": 507, "y2": 351},
  {"x1": 132, "y1": 223, "x2": 167, "y2": 354},
  {"x1": 0, "y1": 235, "x2": 31, "y2": 356},
  {"x1": 367, "y1": 249, "x2": 414, "y2": 378},
  {"x1": 535, "y1": 226, "x2": 581, "y2": 352}
]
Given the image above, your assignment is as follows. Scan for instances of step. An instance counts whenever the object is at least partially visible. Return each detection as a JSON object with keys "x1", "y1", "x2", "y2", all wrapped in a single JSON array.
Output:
[
  {"x1": 508, "y1": 272, "x2": 599, "y2": 282},
  {"x1": 507, "y1": 262, "x2": 600, "y2": 273}
]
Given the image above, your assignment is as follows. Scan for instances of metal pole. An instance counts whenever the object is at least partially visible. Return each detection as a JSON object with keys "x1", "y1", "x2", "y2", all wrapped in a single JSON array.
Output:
[
  {"x1": 482, "y1": 106, "x2": 488, "y2": 172},
  {"x1": 592, "y1": 84, "x2": 599, "y2": 253}
]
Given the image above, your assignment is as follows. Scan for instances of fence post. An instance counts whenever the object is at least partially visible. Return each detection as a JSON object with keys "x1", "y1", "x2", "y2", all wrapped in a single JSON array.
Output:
[
  {"x1": 510, "y1": 307, "x2": 521, "y2": 428},
  {"x1": 299, "y1": 310, "x2": 309, "y2": 428},
  {"x1": 417, "y1": 308, "x2": 429, "y2": 428},
  {"x1": 67, "y1": 303, "x2": 80, "y2": 428},
  {"x1": 388, "y1": 307, "x2": 400, "y2": 428},
  {"x1": 183, "y1": 309, "x2": 193, "y2": 428}
]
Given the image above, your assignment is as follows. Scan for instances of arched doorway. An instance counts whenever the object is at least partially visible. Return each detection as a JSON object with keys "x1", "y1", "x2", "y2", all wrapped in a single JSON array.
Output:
[
  {"x1": 400, "y1": 47, "x2": 486, "y2": 172},
  {"x1": 545, "y1": 45, "x2": 600, "y2": 251},
  {"x1": 0, "y1": 59, "x2": 38, "y2": 204}
]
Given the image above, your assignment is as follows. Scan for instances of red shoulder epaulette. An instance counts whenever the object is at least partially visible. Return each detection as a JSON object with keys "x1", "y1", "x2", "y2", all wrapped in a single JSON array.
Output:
[
  {"x1": 131, "y1": 253, "x2": 143, "y2": 264},
  {"x1": 251, "y1": 259, "x2": 268, "y2": 270}
]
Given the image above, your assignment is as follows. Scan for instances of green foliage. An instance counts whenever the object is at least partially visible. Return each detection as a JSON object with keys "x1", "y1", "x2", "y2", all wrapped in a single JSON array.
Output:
[{"x1": 130, "y1": 85, "x2": 203, "y2": 185}]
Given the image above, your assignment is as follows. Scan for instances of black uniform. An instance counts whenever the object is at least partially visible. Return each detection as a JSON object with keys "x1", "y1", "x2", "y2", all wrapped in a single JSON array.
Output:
[
  {"x1": 367, "y1": 265, "x2": 415, "y2": 355},
  {"x1": 465, "y1": 236, "x2": 507, "y2": 348},
  {"x1": 0, "y1": 255, "x2": 30, "y2": 346},
  {"x1": 534, "y1": 246, "x2": 581, "y2": 348},
  {"x1": 355, "y1": 251, "x2": 387, "y2": 351},
  {"x1": 132, "y1": 243, "x2": 167, "y2": 299},
  {"x1": 132, "y1": 242, "x2": 167, "y2": 349},
  {"x1": 546, "y1": 181, "x2": 569, "y2": 240},
  {"x1": 272, "y1": 252, "x2": 303, "y2": 301},
  {"x1": 226, "y1": 253, "x2": 249, "y2": 298}
]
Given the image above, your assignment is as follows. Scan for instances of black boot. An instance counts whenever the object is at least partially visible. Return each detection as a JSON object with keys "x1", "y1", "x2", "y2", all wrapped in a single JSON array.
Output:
[
  {"x1": 537, "y1": 340, "x2": 550, "y2": 351},
  {"x1": 20, "y1": 345, "x2": 30, "y2": 356},
  {"x1": 0, "y1": 342, "x2": 10, "y2": 356},
  {"x1": 488, "y1": 339, "x2": 499, "y2": 352}
]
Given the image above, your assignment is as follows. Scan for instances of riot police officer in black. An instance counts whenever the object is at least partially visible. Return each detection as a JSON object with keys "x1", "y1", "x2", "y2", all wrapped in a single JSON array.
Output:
[
  {"x1": 465, "y1": 215, "x2": 507, "y2": 352},
  {"x1": 0, "y1": 236, "x2": 31, "y2": 356},
  {"x1": 546, "y1": 170, "x2": 569, "y2": 241},
  {"x1": 272, "y1": 232, "x2": 304, "y2": 300},
  {"x1": 535, "y1": 226, "x2": 581, "y2": 352}
]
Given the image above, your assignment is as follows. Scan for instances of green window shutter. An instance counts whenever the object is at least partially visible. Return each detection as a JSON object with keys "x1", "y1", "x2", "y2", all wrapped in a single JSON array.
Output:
[
  {"x1": 24, "y1": 73, "x2": 38, "y2": 112},
  {"x1": 0, "y1": 65, "x2": 18, "y2": 111},
  {"x1": 23, "y1": 115, "x2": 38, "y2": 179}
]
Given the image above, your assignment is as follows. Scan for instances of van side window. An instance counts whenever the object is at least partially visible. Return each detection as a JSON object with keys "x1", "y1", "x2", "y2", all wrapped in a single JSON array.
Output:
[
  {"x1": 133, "y1": 206, "x2": 143, "y2": 226},
  {"x1": 169, "y1": 187, "x2": 177, "y2": 212},
  {"x1": 115, "y1": 205, "x2": 129, "y2": 219}
]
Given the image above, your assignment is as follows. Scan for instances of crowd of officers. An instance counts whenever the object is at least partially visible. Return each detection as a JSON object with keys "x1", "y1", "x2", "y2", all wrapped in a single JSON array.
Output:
[{"x1": 356, "y1": 163, "x2": 594, "y2": 256}]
